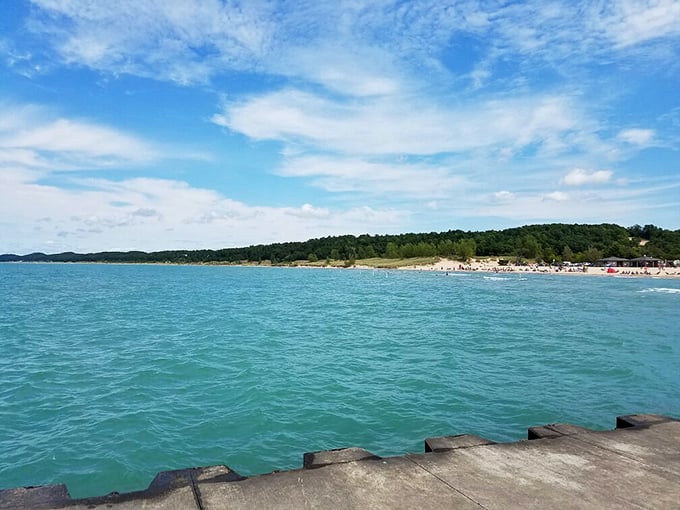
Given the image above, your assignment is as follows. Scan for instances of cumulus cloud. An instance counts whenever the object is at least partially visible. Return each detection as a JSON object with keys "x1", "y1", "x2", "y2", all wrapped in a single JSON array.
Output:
[
  {"x1": 286, "y1": 203, "x2": 331, "y2": 219},
  {"x1": 0, "y1": 101, "x2": 405, "y2": 254},
  {"x1": 0, "y1": 171, "x2": 404, "y2": 253},
  {"x1": 561, "y1": 168, "x2": 613, "y2": 186}
]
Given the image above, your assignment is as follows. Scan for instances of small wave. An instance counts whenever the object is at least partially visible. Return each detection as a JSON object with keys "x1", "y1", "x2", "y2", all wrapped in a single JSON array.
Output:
[
  {"x1": 639, "y1": 288, "x2": 680, "y2": 294},
  {"x1": 483, "y1": 276, "x2": 528, "y2": 281}
]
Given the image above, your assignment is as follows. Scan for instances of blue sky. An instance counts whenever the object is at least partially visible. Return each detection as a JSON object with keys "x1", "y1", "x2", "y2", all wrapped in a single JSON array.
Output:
[{"x1": 1, "y1": 0, "x2": 679, "y2": 254}]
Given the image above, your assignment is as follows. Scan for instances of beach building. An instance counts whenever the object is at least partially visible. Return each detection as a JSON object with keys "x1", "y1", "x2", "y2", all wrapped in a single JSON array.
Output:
[
  {"x1": 597, "y1": 256, "x2": 629, "y2": 267},
  {"x1": 629, "y1": 255, "x2": 662, "y2": 268}
]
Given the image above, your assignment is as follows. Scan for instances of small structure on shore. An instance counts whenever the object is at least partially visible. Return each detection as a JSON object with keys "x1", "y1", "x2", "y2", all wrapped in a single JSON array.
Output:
[
  {"x1": 629, "y1": 255, "x2": 662, "y2": 268},
  {"x1": 597, "y1": 256, "x2": 629, "y2": 267}
]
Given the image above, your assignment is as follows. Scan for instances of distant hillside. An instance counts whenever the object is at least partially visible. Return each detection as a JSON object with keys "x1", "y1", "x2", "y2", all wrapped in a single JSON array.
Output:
[{"x1": 2, "y1": 223, "x2": 679, "y2": 264}]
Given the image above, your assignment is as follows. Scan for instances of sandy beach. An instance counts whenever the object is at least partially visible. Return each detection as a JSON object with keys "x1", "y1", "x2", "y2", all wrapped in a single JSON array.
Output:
[{"x1": 398, "y1": 258, "x2": 680, "y2": 279}]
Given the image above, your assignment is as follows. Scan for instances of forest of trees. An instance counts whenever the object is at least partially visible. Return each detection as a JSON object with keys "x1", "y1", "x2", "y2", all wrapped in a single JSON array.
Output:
[{"x1": 2, "y1": 223, "x2": 679, "y2": 265}]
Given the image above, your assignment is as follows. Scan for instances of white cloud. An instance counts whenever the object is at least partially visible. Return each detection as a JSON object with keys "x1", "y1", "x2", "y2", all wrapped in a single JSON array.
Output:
[
  {"x1": 215, "y1": 89, "x2": 583, "y2": 157},
  {"x1": 543, "y1": 191, "x2": 569, "y2": 202},
  {"x1": 472, "y1": 180, "x2": 680, "y2": 226},
  {"x1": 273, "y1": 43, "x2": 401, "y2": 97},
  {"x1": 28, "y1": 0, "x2": 275, "y2": 85},
  {"x1": 0, "y1": 104, "x2": 210, "y2": 176},
  {"x1": 5, "y1": 1, "x2": 678, "y2": 251},
  {"x1": 598, "y1": 0, "x2": 680, "y2": 48},
  {"x1": 493, "y1": 190, "x2": 515, "y2": 201},
  {"x1": 487, "y1": 1, "x2": 680, "y2": 63},
  {"x1": 277, "y1": 155, "x2": 463, "y2": 197},
  {"x1": 286, "y1": 203, "x2": 331, "y2": 219},
  {"x1": 617, "y1": 128, "x2": 655, "y2": 146},
  {"x1": 469, "y1": 62, "x2": 492, "y2": 90},
  {"x1": 16, "y1": 0, "x2": 679, "y2": 96},
  {"x1": 4, "y1": 118, "x2": 157, "y2": 164},
  {"x1": 561, "y1": 168, "x2": 613, "y2": 186},
  {"x1": 0, "y1": 148, "x2": 51, "y2": 169},
  {"x1": 0, "y1": 106, "x2": 160, "y2": 171},
  {"x1": 0, "y1": 171, "x2": 405, "y2": 253}
]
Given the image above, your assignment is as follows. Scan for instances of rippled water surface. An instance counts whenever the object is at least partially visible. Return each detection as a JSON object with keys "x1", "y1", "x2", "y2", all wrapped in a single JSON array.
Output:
[{"x1": 1, "y1": 263, "x2": 678, "y2": 497}]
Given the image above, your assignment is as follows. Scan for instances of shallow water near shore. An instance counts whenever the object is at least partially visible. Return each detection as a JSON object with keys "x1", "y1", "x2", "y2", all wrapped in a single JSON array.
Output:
[{"x1": 1, "y1": 263, "x2": 679, "y2": 498}]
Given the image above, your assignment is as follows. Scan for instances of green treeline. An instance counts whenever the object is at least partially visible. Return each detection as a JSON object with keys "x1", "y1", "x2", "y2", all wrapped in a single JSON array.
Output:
[{"x1": 2, "y1": 223, "x2": 679, "y2": 264}]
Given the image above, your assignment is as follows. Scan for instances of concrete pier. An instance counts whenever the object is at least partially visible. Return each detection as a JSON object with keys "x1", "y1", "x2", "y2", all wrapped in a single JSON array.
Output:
[{"x1": 1, "y1": 414, "x2": 679, "y2": 509}]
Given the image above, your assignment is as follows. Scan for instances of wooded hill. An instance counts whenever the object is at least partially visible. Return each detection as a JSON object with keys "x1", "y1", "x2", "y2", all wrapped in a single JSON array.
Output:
[{"x1": 2, "y1": 223, "x2": 679, "y2": 265}]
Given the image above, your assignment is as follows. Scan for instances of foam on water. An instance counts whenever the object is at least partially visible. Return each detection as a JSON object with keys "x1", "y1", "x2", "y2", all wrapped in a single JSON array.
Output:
[
  {"x1": 639, "y1": 287, "x2": 680, "y2": 294},
  {"x1": 482, "y1": 275, "x2": 529, "y2": 281},
  {"x1": 1, "y1": 264, "x2": 678, "y2": 498}
]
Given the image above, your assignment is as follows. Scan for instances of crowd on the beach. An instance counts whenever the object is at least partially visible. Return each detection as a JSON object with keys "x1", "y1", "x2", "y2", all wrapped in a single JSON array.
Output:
[
  {"x1": 608, "y1": 269, "x2": 668, "y2": 276},
  {"x1": 406, "y1": 259, "x2": 680, "y2": 278}
]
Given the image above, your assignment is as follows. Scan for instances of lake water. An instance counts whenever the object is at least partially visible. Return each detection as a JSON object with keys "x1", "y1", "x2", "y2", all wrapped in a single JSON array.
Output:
[{"x1": 1, "y1": 263, "x2": 678, "y2": 498}]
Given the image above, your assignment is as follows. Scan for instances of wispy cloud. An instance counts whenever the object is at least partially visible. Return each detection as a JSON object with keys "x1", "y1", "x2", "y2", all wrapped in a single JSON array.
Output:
[
  {"x1": 4, "y1": 119, "x2": 157, "y2": 164},
  {"x1": 20, "y1": 1, "x2": 680, "y2": 88},
  {"x1": 617, "y1": 128, "x2": 655, "y2": 146},
  {"x1": 493, "y1": 191, "x2": 515, "y2": 201},
  {"x1": 0, "y1": 105, "x2": 158, "y2": 170},
  {"x1": 214, "y1": 90, "x2": 585, "y2": 157},
  {"x1": 271, "y1": 43, "x2": 402, "y2": 97},
  {"x1": 599, "y1": 0, "x2": 680, "y2": 48},
  {"x1": 277, "y1": 155, "x2": 464, "y2": 197},
  {"x1": 474, "y1": 179, "x2": 680, "y2": 224},
  {"x1": 26, "y1": 0, "x2": 276, "y2": 85}
]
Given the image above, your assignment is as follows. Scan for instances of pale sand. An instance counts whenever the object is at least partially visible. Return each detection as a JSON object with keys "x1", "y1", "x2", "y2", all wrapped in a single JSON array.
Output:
[{"x1": 398, "y1": 258, "x2": 680, "y2": 279}]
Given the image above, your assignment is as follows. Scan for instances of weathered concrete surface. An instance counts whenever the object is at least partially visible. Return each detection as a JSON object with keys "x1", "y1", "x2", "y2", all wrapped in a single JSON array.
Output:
[
  {"x1": 0, "y1": 466, "x2": 241, "y2": 510},
  {"x1": 303, "y1": 447, "x2": 380, "y2": 469},
  {"x1": 424, "y1": 433, "x2": 496, "y2": 452},
  {"x1": 2, "y1": 414, "x2": 679, "y2": 509},
  {"x1": 201, "y1": 455, "x2": 481, "y2": 509},
  {"x1": 410, "y1": 425, "x2": 680, "y2": 508}
]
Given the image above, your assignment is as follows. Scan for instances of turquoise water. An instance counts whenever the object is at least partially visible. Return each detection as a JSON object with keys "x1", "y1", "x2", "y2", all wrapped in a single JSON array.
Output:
[{"x1": 1, "y1": 264, "x2": 678, "y2": 498}]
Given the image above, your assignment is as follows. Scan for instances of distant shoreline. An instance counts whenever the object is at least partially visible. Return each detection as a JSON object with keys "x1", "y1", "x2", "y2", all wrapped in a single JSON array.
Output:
[{"x1": 3, "y1": 258, "x2": 679, "y2": 279}]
